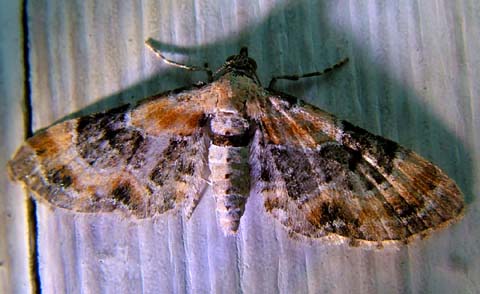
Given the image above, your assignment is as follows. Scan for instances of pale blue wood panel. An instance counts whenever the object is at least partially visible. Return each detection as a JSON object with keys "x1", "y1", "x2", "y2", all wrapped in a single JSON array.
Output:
[
  {"x1": 0, "y1": 0, "x2": 35, "y2": 293},
  {"x1": 16, "y1": 0, "x2": 480, "y2": 293}
]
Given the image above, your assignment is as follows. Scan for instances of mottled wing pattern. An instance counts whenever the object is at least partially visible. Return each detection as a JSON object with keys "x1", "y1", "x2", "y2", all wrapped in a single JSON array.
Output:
[
  {"x1": 255, "y1": 92, "x2": 464, "y2": 243},
  {"x1": 8, "y1": 90, "x2": 209, "y2": 218}
]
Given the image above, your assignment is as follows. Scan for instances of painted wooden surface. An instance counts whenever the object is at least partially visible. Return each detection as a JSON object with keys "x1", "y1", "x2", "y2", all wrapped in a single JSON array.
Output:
[
  {"x1": 2, "y1": 0, "x2": 479, "y2": 293},
  {"x1": 0, "y1": 0, "x2": 34, "y2": 293}
]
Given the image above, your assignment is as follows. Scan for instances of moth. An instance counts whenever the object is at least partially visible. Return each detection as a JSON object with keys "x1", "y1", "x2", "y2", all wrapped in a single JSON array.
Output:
[{"x1": 8, "y1": 39, "x2": 464, "y2": 245}]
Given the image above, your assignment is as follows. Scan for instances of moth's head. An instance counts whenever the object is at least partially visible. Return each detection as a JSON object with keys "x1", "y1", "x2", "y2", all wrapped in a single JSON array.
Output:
[{"x1": 215, "y1": 47, "x2": 260, "y2": 84}]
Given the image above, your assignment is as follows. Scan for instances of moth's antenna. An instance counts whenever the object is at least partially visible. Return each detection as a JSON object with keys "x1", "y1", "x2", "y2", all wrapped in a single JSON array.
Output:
[
  {"x1": 268, "y1": 57, "x2": 349, "y2": 89},
  {"x1": 145, "y1": 38, "x2": 213, "y2": 81}
]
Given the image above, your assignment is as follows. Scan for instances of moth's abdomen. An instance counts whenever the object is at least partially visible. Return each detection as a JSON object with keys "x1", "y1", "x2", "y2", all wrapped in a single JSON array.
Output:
[
  {"x1": 208, "y1": 113, "x2": 252, "y2": 233},
  {"x1": 208, "y1": 145, "x2": 250, "y2": 233}
]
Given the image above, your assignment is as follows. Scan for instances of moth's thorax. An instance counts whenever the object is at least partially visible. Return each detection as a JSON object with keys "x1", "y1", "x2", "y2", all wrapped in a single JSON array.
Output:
[
  {"x1": 207, "y1": 73, "x2": 262, "y2": 113},
  {"x1": 203, "y1": 73, "x2": 262, "y2": 146}
]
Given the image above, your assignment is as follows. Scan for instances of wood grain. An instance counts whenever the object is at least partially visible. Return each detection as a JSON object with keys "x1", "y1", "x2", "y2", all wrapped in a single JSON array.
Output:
[
  {"x1": 0, "y1": 0, "x2": 35, "y2": 293},
  {"x1": 2, "y1": 0, "x2": 479, "y2": 293}
]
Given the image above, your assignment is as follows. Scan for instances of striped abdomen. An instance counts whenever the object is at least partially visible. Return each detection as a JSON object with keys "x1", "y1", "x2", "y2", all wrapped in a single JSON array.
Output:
[{"x1": 208, "y1": 112, "x2": 252, "y2": 233}]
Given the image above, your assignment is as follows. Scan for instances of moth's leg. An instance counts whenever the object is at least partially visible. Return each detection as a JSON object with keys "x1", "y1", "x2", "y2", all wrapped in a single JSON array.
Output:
[
  {"x1": 145, "y1": 38, "x2": 213, "y2": 82},
  {"x1": 268, "y1": 57, "x2": 349, "y2": 89}
]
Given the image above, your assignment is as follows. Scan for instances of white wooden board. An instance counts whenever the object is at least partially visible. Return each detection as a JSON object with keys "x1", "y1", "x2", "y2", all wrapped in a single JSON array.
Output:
[{"x1": 3, "y1": 0, "x2": 479, "y2": 293}]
